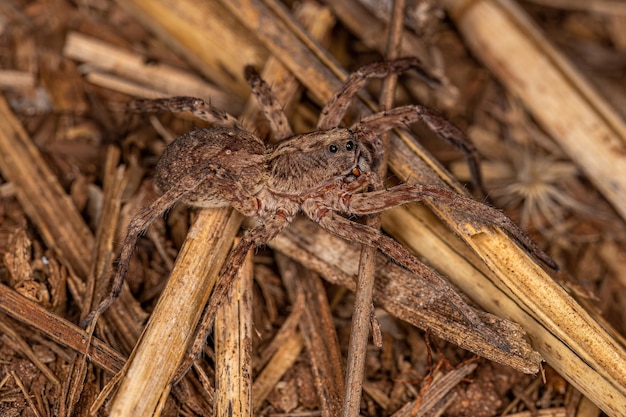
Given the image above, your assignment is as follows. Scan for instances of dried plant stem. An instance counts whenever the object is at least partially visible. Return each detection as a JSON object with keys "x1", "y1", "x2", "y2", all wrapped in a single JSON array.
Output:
[
  {"x1": 443, "y1": 0, "x2": 626, "y2": 223},
  {"x1": 0, "y1": 284, "x2": 125, "y2": 374},
  {"x1": 107, "y1": 209, "x2": 243, "y2": 417},
  {"x1": 343, "y1": 2, "x2": 406, "y2": 416},
  {"x1": 214, "y1": 246, "x2": 253, "y2": 417},
  {"x1": 116, "y1": 0, "x2": 266, "y2": 97},
  {"x1": 342, "y1": 244, "x2": 377, "y2": 417},
  {"x1": 83, "y1": 147, "x2": 127, "y2": 319},
  {"x1": 215, "y1": 0, "x2": 343, "y2": 103},
  {"x1": 325, "y1": 0, "x2": 431, "y2": 65},
  {"x1": 63, "y1": 32, "x2": 239, "y2": 113},
  {"x1": 393, "y1": 362, "x2": 477, "y2": 417},
  {"x1": 252, "y1": 333, "x2": 304, "y2": 406}
]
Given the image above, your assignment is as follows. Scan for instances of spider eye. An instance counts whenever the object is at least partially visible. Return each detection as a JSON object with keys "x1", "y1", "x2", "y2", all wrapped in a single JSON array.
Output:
[
  {"x1": 329, "y1": 144, "x2": 338, "y2": 153},
  {"x1": 346, "y1": 140, "x2": 354, "y2": 151}
]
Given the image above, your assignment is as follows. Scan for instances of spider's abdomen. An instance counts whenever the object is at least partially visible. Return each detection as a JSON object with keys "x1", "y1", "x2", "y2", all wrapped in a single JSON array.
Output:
[{"x1": 155, "y1": 126, "x2": 268, "y2": 209}]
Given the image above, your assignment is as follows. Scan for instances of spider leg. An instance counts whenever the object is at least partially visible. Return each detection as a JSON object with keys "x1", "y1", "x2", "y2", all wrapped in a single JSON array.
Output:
[
  {"x1": 354, "y1": 105, "x2": 486, "y2": 195},
  {"x1": 317, "y1": 57, "x2": 441, "y2": 130},
  {"x1": 302, "y1": 201, "x2": 511, "y2": 351},
  {"x1": 244, "y1": 66, "x2": 294, "y2": 141},
  {"x1": 335, "y1": 183, "x2": 557, "y2": 270},
  {"x1": 80, "y1": 169, "x2": 214, "y2": 327},
  {"x1": 173, "y1": 210, "x2": 293, "y2": 381},
  {"x1": 129, "y1": 97, "x2": 241, "y2": 128}
]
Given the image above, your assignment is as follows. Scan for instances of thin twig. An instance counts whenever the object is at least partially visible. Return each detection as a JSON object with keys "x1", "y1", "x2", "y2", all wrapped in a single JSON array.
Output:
[{"x1": 341, "y1": 2, "x2": 406, "y2": 416}]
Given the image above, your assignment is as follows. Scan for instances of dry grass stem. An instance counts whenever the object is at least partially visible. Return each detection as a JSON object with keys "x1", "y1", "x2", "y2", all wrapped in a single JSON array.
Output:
[
  {"x1": 251, "y1": 333, "x2": 304, "y2": 409},
  {"x1": 214, "y1": 247, "x2": 253, "y2": 417},
  {"x1": 117, "y1": 0, "x2": 267, "y2": 97},
  {"x1": 0, "y1": 284, "x2": 125, "y2": 374},
  {"x1": 343, "y1": 2, "x2": 407, "y2": 416},
  {"x1": 444, "y1": 0, "x2": 626, "y2": 222},
  {"x1": 392, "y1": 361, "x2": 477, "y2": 416},
  {"x1": 269, "y1": 217, "x2": 543, "y2": 374},
  {"x1": 63, "y1": 32, "x2": 239, "y2": 113},
  {"x1": 107, "y1": 209, "x2": 242, "y2": 416}
]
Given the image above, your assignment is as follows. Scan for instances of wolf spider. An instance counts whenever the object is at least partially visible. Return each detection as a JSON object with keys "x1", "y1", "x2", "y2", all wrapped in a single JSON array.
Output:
[{"x1": 84, "y1": 58, "x2": 556, "y2": 359}]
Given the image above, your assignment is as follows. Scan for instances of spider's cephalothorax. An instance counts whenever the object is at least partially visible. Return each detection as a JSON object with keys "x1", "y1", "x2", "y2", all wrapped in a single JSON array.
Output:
[
  {"x1": 83, "y1": 58, "x2": 557, "y2": 368},
  {"x1": 266, "y1": 128, "x2": 369, "y2": 194},
  {"x1": 155, "y1": 125, "x2": 376, "y2": 218}
]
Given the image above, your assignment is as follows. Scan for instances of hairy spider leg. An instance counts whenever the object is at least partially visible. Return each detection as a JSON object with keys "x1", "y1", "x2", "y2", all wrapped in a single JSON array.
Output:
[
  {"x1": 81, "y1": 160, "x2": 266, "y2": 327},
  {"x1": 317, "y1": 57, "x2": 441, "y2": 130},
  {"x1": 244, "y1": 66, "x2": 294, "y2": 141},
  {"x1": 132, "y1": 67, "x2": 296, "y2": 141},
  {"x1": 81, "y1": 169, "x2": 214, "y2": 327},
  {"x1": 301, "y1": 200, "x2": 511, "y2": 352},
  {"x1": 173, "y1": 210, "x2": 294, "y2": 381},
  {"x1": 355, "y1": 105, "x2": 486, "y2": 196},
  {"x1": 172, "y1": 175, "x2": 388, "y2": 381},
  {"x1": 333, "y1": 183, "x2": 557, "y2": 270},
  {"x1": 130, "y1": 97, "x2": 241, "y2": 128},
  {"x1": 315, "y1": 58, "x2": 484, "y2": 195}
]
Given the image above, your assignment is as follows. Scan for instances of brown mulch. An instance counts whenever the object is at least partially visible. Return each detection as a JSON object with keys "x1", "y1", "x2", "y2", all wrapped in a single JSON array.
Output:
[{"x1": 0, "y1": 0, "x2": 625, "y2": 416}]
